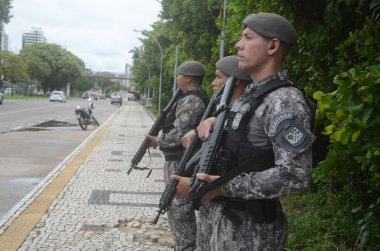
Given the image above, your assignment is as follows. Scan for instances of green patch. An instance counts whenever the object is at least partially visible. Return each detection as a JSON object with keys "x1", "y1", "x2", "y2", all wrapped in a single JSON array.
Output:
[
  {"x1": 282, "y1": 189, "x2": 380, "y2": 250},
  {"x1": 4, "y1": 95, "x2": 47, "y2": 100}
]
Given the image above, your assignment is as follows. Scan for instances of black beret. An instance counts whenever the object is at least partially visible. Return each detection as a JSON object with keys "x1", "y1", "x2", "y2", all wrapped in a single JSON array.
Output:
[
  {"x1": 177, "y1": 61, "x2": 206, "y2": 77},
  {"x1": 243, "y1": 12, "x2": 297, "y2": 46},
  {"x1": 216, "y1": 55, "x2": 251, "y2": 82}
]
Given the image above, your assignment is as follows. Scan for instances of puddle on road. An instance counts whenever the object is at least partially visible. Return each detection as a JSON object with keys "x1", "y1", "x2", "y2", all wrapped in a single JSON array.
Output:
[
  {"x1": 36, "y1": 120, "x2": 77, "y2": 127},
  {"x1": 10, "y1": 120, "x2": 77, "y2": 132},
  {"x1": 14, "y1": 127, "x2": 50, "y2": 132}
]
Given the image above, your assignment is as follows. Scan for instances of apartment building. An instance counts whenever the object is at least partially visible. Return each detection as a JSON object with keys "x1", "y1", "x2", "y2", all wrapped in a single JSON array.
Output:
[{"x1": 22, "y1": 27, "x2": 47, "y2": 48}]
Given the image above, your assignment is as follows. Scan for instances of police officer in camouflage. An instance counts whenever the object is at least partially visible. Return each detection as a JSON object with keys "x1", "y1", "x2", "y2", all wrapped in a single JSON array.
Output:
[
  {"x1": 191, "y1": 13, "x2": 314, "y2": 250},
  {"x1": 173, "y1": 55, "x2": 252, "y2": 250},
  {"x1": 180, "y1": 55, "x2": 252, "y2": 148},
  {"x1": 146, "y1": 60, "x2": 209, "y2": 251}
]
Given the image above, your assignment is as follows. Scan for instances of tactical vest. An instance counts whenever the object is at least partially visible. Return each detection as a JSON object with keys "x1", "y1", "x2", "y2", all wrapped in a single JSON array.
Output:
[
  {"x1": 160, "y1": 88, "x2": 209, "y2": 160},
  {"x1": 205, "y1": 79, "x2": 293, "y2": 224}
]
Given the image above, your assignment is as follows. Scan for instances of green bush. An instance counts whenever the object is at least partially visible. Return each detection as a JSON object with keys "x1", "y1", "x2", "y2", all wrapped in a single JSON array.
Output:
[
  {"x1": 313, "y1": 65, "x2": 380, "y2": 249},
  {"x1": 283, "y1": 188, "x2": 378, "y2": 250}
]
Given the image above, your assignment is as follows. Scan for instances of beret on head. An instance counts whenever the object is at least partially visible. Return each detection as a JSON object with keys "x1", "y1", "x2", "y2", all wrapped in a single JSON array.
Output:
[
  {"x1": 216, "y1": 55, "x2": 252, "y2": 82},
  {"x1": 177, "y1": 61, "x2": 206, "y2": 77},
  {"x1": 243, "y1": 12, "x2": 298, "y2": 46}
]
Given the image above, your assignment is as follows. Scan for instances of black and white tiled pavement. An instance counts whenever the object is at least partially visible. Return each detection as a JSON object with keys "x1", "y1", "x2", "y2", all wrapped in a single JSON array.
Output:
[{"x1": 12, "y1": 102, "x2": 175, "y2": 250}]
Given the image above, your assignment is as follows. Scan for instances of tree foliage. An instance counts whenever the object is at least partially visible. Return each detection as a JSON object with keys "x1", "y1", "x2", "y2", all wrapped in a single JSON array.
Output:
[
  {"x1": 19, "y1": 43, "x2": 85, "y2": 93},
  {"x1": 71, "y1": 76, "x2": 93, "y2": 94},
  {"x1": 0, "y1": 51, "x2": 28, "y2": 90},
  {"x1": 0, "y1": 0, "x2": 12, "y2": 24},
  {"x1": 314, "y1": 65, "x2": 380, "y2": 248}
]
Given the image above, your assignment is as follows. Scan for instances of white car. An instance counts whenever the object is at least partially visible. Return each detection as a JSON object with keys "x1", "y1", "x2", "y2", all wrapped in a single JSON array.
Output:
[
  {"x1": 110, "y1": 93, "x2": 122, "y2": 105},
  {"x1": 49, "y1": 91, "x2": 67, "y2": 103}
]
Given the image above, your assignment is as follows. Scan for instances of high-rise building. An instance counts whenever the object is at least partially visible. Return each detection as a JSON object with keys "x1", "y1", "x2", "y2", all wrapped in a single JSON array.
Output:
[
  {"x1": 22, "y1": 27, "x2": 47, "y2": 48},
  {"x1": 0, "y1": 23, "x2": 9, "y2": 51}
]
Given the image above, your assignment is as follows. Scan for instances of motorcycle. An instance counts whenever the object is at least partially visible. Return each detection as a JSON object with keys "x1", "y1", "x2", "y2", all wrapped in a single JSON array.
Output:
[{"x1": 75, "y1": 98, "x2": 100, "y2": 130}]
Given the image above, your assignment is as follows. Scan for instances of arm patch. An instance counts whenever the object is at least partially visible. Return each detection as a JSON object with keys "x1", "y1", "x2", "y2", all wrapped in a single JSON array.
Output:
[{"x1": 272, "y1": 115, "x2": 315, "y2": 154}]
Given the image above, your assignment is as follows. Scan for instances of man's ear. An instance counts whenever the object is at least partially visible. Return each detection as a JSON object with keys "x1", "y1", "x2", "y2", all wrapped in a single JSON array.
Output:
[{"x1": 268, "y1": 38, "x2": 280, "y2": 54}]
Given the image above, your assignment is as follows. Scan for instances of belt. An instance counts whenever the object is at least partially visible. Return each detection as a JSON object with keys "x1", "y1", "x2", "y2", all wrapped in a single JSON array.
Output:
[
  {"x1": 162, "y1": 150, "x2": 183, "y2": 161},
  {"x1": 221, "y1": 199, "x2": 281, "y2": 225},
  {"x1": 164, "y1": 155, "x2": 182, "y2": 161}
]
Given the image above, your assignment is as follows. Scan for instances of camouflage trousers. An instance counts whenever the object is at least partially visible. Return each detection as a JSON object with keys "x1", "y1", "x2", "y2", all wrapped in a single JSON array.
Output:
[
  {"x1": 195, "y1": 200, "x2": 288, "y2": 251},
  {"x1": 164, "y1": 161, "x2": 197, "y2": 251}
]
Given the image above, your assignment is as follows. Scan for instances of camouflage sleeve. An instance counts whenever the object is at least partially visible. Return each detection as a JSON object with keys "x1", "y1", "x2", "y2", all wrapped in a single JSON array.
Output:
[
  {"x1": 157, "y1": 95, "x2": 206, "y2": 148},
  {"x1": 221, "y1": 87, "x2": 313, "y2": 199}
]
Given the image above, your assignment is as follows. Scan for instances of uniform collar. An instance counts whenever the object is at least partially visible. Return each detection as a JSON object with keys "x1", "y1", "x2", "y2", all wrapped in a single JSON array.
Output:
[
  {"x1": 182, "y1": 86, "x2": 201, "y2": 94},
  {"x1": 245, "y1": 71, "x2": 289, "y2": 94}
]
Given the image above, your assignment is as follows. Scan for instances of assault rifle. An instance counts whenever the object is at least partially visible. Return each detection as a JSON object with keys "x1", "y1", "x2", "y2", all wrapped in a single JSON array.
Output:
[
  {"x1": 186, "y1": 76, "x2": 236, "y2": 212},
  {"x1": 128, "y1": 89, "x2": 182, "y2": 175},
  {"x1": 152, "y1": 83, "x2": 227, "y2": 225}
]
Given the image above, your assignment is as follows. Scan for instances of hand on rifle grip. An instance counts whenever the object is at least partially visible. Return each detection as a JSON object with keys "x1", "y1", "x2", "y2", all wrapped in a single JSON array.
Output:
[
  {"x1": 170, "y1": 175, "x2": 190, "y2": 198},
  {"x1": 197, "y1": 117, "x2": 216, "y2": 141},
  {"x1": 182, "y1": 129, "x2": 196, "y2": 148},
  {"x1": 195, "y1": 173, "x2": 222, "y2": 202},
  {"x1": 145, "y1": 134, "x2": 158, "y2": 148}
]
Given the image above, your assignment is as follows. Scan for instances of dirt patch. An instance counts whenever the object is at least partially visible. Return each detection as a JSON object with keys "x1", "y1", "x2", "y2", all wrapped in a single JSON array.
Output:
[{"x1": 117, "y1": 217, "x2": 175, "y2": 248}]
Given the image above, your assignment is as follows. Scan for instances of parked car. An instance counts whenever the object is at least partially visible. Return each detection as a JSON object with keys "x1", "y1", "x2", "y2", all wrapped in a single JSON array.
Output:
[
  {"x1": 0, "y1": 92, "x2": 3, "y2": 104},
  {"x1": 49, "y1": 91, "x2": 67, "y2": 103},
  {"x1": 110, "y1": 93, "x2": 122, "y2": 105}
]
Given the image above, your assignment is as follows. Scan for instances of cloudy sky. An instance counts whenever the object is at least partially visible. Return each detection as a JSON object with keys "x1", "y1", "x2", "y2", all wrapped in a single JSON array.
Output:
[{"x1": 5, "y1": 0, "x2": 161, "y2": 74}]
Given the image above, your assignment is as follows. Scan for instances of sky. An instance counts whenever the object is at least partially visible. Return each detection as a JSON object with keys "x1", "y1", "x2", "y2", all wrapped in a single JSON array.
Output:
[{"x1": 4, "y1": 0, "x2": 161, "y2": 74}]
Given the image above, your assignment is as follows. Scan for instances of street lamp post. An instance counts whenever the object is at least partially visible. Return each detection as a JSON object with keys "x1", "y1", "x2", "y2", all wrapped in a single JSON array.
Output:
[{"x1": 134, "y1": 29, "x2": 163, "y2": 112}]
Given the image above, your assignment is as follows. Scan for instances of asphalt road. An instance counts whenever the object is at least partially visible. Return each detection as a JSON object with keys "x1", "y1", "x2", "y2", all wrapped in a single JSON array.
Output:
[{"x1": 0, "y1": 97, "x2": 122, "y2": 219}]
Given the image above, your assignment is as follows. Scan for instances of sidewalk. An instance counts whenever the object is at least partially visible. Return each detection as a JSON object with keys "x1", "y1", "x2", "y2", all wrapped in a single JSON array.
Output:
[{"x1": 0, "y1": 101, "x2": 175, "y2": 251}]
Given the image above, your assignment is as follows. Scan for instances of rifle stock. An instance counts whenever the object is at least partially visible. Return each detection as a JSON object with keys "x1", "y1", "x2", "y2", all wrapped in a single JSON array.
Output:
[
  {"x1": 186, "y1": 76, "x2": 236, "y2": 211},
  {"x1": 128, "y1": 89, "x2": 182, "y2": 174},
  {"x1": 152, "y1": 84, "x2": 227, "y2": 224}
]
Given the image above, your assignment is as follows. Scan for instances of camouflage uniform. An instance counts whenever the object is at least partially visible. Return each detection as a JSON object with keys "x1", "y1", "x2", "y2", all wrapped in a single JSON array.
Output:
[
  {"x1": 197, "y1": 71, "x2": 313, "y2": 251},
  {"x1": 157, "y1": 87, "x2": 207, "y2": 251}
]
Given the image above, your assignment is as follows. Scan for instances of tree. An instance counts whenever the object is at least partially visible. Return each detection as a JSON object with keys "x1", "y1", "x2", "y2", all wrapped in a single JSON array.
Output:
[
  {"x1": 0, "y1": 0, "x2": 12, "y2": 24},
  {"x1": 19, "y1": 48, "x2": 50, "y2": 93},
  {"x1": 0, "y1": 51, "x2": 28, "y2": 94},
  {"x1": 132, "y1": 0, "x2": 221, "y2": 111},
  {"x1": 71, "y1": 76, "x2": 93, "y2": 95},
  {"x1": 20, "y1": 43, "x2": 85, "y2": 93}
]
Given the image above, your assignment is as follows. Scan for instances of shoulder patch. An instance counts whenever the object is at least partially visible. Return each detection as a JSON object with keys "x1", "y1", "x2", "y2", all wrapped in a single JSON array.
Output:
[
  {"x1": 268, "y1": 112, "x2": 293, "y2": 136},
  {"x1": 272, "y1": 116, "x2": 315, "y2": 154},
  {"x1": 283, "y1": 126, "x2": 305, "y2": 147},
  {"x1": 180, "y1": 113, "x2": 190, "y2": 123}
]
